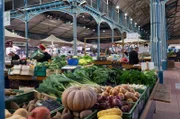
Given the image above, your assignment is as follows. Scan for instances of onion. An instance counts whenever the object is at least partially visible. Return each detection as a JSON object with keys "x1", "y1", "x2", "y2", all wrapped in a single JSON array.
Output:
[
  {"x1": 134, "y1": 92, "x2": 140, "y2": 98},
  {"x1": 102, "y1": 91, "x2": 109, "y2": 97},
  {"x1": 118, "y1": 93, "x2": 125, "y2": 100},
  {"x1": 111, "y1": 89, "x2": 119, "y2": 96},
  {"x1": 105, "y1": 86, "x2": 112, "y2": 93},
  {"x1": 112, "y1": 98, "x2": 123, "y2": 108}
]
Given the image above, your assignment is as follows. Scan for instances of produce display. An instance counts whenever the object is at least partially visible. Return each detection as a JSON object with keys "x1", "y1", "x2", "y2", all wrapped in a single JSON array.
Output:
[
  {"x1": 94, "y1": 85, "x2": 140, "y2": 112},
  {"x1": 6, "y1": 59, "x2": 157, "y2": 119},
  {"x1": 36, "y1": 55, "x2": 67, "y2": 69},
  {"x1": 78, "y1": 55, "x2": 93, "y2": 65}
]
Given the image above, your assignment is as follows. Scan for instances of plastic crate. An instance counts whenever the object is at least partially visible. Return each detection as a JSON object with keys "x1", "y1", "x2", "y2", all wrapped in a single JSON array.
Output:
[
  {"x1": 34, "y1": 66, "x2": 46, "y2": 76},
  {"x1": 137, "y1": 89, "x2": 147, "y2": 115},
  {"x1": 5, "y1": 91, "x2": 63, "y2": 114},
  {"x1": 67, "y1": 58, "x2": 79, "y2": 66},
  {"x1": 122, "y1": 89, "x2": 145, "y2": 119}
]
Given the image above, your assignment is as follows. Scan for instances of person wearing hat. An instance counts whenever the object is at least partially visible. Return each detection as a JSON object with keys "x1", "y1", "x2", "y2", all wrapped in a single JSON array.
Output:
[{"x1": 37, "y1": 44, "x2": 51, "y2": 62}]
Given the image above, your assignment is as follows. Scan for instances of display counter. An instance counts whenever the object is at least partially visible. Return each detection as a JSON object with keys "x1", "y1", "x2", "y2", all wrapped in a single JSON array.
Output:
[{"x1": 93, "y1": 60, "x2": 141, "y2": 70}]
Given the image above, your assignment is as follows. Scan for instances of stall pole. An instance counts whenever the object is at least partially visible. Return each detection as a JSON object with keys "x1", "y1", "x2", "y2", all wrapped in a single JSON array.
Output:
[
  {"x1": 25, "y1": 0, "x2": 29, "y2": 58},
  {"x1": 150, "y1": 0, "x2": 154, "y2": 63},
  {"x1": 112, "y1": 29, "x2": 114, "y2": 43},
  {"x1": 73, "y1": 1, "x2": 77, "y2": 55},
  {"x1": 97, "y1": 23, "x2": 101, "y2": 57},
  {"x1": 0, "y1": 0, "x2": 5, "y2": 118},
  {"x1": 122, "y1": 32, "x2": 125, "y2": 57},
  {"x1": 84, "y1": 39, "x2": 86, "y2": 55}
]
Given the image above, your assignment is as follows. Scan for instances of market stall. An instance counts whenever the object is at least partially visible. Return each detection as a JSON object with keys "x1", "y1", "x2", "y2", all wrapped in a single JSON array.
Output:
[{"x1": 5, "y1": 61, "x2": 171, "y2": 119}]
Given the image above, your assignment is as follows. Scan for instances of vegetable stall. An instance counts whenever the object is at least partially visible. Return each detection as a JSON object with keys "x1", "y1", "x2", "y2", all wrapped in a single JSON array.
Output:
[{"x1": 4, "y1": 54, "x2": 171, "y2": 119}]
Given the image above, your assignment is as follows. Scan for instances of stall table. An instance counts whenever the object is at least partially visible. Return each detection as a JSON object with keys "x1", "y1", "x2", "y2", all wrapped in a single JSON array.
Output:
[
  {"x1": 93, "y1": 60, "x2": 141, "y2": 70},
  {"x1": 8, "y1": 75, "x2": 46, "y2": 89}
]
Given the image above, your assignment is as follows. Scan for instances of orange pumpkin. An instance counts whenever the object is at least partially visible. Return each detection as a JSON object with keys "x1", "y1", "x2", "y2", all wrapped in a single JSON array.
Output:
[{"x1": 62, "y1": 86, "x2": 97, "y2": 111}]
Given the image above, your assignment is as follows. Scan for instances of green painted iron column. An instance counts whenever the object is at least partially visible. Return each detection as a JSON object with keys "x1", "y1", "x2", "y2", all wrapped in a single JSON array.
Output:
[
  {"x1": 97, "y1": 22, "x2": 101, "y2": 57},
  {"x1": 161, "y1": 0, "x2": 168, "y2": 70},
  {"x1": 25, "y1": 0, "x2": 29, "y2": 58},
  {"x1": 73, "y1": 0, "x2": 77, "y2": 55},
  {"x1": 0, "y1": 0, "x2": 5, "y2": 118}
]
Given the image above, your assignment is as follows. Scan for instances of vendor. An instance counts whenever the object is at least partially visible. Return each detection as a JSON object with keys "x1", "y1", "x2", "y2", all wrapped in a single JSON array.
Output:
[
  {"x1": 129, "y1": 47, "x2": 139, "y2": 65},
  {"x1": 9, "y1": 51, "x2": 20, "y2": 61},
  {"x1": 37, "y1": 44, "x2": 51, "y2": 62}
]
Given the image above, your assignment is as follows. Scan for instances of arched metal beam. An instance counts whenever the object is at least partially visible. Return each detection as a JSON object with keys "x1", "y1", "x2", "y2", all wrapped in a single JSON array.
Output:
[{"x1": 10, "y1": 0, "x2": 136, "y2": 35}]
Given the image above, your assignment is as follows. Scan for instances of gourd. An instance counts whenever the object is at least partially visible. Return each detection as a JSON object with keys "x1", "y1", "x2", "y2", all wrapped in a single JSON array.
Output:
[{"x1": 62, "y1": 86, "x2": 97, "y2": 111}]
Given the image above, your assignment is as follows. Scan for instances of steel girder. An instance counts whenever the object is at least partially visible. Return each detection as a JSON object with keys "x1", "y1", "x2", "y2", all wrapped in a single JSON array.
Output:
[{"x1": 10, "y1": 0, "x2": 136, "y2": 34}]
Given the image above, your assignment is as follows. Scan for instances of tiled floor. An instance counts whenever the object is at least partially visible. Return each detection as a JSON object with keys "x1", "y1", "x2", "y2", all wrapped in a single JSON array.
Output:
[{"x1": 153, "y1": 62, "x2": 180, "y2": 119}]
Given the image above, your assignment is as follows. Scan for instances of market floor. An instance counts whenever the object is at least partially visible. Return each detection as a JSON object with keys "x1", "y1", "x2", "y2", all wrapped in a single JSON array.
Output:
[{"x1": 153, "y1": 62, "x2": 180, "y2": 119}]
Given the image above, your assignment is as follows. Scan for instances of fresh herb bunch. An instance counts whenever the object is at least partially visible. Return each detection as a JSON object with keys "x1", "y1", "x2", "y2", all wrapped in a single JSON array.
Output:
[{"x1": 118, "y1": 70, "x2": 156, "y2": 85}]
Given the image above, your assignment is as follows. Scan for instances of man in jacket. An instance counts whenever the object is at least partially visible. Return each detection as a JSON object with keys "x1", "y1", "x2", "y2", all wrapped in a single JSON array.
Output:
[{"x1": 129, "y1": 47, "x2": 139, "y2": 65}]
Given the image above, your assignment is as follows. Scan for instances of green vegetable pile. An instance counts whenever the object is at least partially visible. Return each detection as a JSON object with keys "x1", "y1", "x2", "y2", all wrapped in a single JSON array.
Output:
[
  {"x1": 48, "y1": 56, "x2": 67, "y2": 69},
  {"x1": 37, "y1": 74, "x2": 82, "y2": 98},
  {"x1": 78, "y1": 55, "x2": 93, "y2": 65},
  {"x1": 118, "y1": 70, "x2": 157, "y2": 86},
  {"x1": 36, "y1": 56, "x2": 67, "y2": 69},
  {"x1": 65, "y1": 66, "x2": 118, "y2": 85}
]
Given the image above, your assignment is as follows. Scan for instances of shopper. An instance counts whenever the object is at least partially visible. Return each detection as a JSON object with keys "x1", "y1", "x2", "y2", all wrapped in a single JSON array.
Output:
[
  {"x1": 37, "y1": 44, "x2": 51, "y2": 62},
  {"x1": 129, "y1": 47, "x2": 139, "y2": 65}
]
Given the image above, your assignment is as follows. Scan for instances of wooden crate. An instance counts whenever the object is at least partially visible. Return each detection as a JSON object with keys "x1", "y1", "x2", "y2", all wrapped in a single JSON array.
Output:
[
  {"x1": 46, "y1": 69, "x2": 62, "y2": 76},
  {"x1": 168, "y1": 60, "x2": 175, "y2": 68}
]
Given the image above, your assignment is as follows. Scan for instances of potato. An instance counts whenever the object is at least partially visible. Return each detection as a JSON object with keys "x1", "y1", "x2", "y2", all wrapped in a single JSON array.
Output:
[
  {"x1": 52, "y1": 112, "x2": 62, "y2": 119},
  {"x1": 125, "y1": 92, "x2": 138, "y2": 102},
  {"x1": 62, "y1": 108, "x2": 69, "y2": 115},
  {"x1": 22, "y1": 103, "x2": 27, "y2": 109},
  {"x1": 80, "y1": 110, "x2": 93, "y2": 119},
  {"x1": 28, "y1": 104, "x2": 35, "y2": 112},
  {"x1": 61, "y1": 111, "x2": 73, "y2": 119},
  {"x1": 73, "y1": 112, "x2": 80, "y2": 118},
  {"x1": 26, "y1": 100, "x2": 36, "y2": 110}
]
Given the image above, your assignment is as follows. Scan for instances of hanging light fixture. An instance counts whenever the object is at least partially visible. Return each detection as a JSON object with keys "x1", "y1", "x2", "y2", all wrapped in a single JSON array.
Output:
[{"x1": 116, "y1": 6, "x2": 120, "y2": 9}]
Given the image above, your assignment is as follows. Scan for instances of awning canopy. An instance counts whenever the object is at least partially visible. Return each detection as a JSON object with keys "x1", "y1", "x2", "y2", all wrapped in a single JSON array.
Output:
[
  {"x1": 115, "y1": 38, "x2": 147, "y2": 43},
  {"x1": 41, "y1": 34, "x2": 72, "y2": 45},
  {"x1": 5, "y1": 29, "x2": 26, "y2": 42}
]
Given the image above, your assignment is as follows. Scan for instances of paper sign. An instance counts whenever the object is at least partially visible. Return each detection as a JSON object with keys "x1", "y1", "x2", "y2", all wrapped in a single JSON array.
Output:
[
  {"x1": 4, "y1": 11, "x2": 10, "y2": 26},
  {"x1": 141, "y1": 62, "x2": 155, "y2": 71}
]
